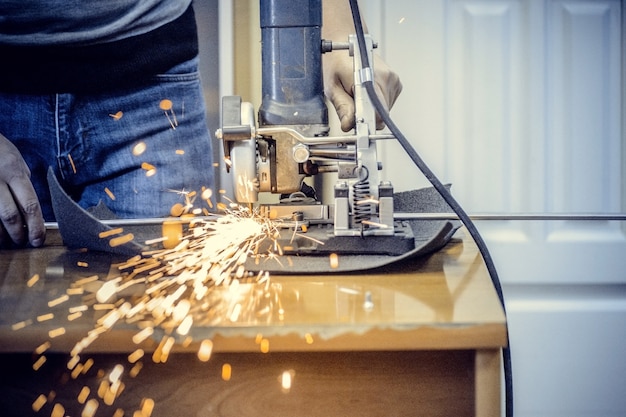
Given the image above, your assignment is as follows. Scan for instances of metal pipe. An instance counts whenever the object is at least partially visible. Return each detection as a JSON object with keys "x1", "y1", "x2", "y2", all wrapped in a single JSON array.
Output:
[
  {"x1": 44, "y1": 216, "x2": 218, "y2": 230},
  {"x1": 394, "y1": 213, "x2": 626, "y2": 221},
  {"x1": 44, "y1": 212, "x2": 626, "y2": 230}
]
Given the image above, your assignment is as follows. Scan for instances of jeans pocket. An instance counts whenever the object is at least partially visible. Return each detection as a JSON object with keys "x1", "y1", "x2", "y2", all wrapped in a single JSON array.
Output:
[{"x1": 153, "y1": 56, "x2": 201, "y2": 83}]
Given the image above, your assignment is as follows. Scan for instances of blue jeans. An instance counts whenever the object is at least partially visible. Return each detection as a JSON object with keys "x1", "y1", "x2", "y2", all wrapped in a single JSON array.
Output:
[{"x1": 0, "y1": 56, "x2": 214, "y2": 221}]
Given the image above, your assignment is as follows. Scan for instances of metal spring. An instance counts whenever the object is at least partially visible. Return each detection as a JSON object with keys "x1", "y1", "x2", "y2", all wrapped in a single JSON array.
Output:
[{"x1": 352, "y1": 166, "x2": 372, "y2": 225}]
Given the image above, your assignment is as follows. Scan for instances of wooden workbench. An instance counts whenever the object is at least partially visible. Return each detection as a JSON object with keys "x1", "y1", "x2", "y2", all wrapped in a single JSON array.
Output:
[{"x1": 0, "y1": 228, "x2": 507, "y2": 417}]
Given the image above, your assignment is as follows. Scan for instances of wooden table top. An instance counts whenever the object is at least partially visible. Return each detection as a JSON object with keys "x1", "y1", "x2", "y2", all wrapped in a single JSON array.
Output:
[{"x1": 0, "y1": 227, "x2": 507, "y2": 355}]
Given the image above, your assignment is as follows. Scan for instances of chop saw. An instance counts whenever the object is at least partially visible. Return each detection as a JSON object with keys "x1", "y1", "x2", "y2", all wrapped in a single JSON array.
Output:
[{"x1": 216, "y1": 0, "x2": 419, "y2": 256}]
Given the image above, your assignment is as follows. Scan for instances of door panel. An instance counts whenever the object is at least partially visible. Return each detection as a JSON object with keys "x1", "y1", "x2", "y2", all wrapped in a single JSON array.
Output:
[{"x1": 507, "y1": 288, "x2": 626, "y2": 416}]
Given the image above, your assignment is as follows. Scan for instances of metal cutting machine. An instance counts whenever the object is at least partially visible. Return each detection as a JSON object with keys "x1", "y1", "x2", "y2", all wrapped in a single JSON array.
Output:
[{"x1": 216, "y1": 0, "x2": 414, "y2": 255}]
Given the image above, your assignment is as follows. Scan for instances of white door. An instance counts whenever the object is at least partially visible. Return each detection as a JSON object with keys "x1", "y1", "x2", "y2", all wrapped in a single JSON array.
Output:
[{"x1": 360, "y1": 0, "x2": 626, "y2": 416}]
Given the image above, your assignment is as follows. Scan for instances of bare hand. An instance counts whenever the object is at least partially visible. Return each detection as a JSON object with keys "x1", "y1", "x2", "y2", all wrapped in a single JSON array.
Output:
[{"x1": 0, "y1": 134, "x2": 45, "y2": 247}]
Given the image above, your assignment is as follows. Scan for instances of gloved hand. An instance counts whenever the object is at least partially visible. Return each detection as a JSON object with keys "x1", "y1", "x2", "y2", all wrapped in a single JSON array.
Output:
[
  {"x1": 322, "y1": 0, "x2": 402, "y2": 132},
  {"x1": 0, "y1": 133, "x2": 46, "y2": 247},
  {"x1": 323, "y1": 51, "x2": 402, "y2": 132}
]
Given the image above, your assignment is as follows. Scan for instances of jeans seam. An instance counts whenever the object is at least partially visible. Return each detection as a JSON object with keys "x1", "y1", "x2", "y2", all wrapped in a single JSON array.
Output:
[
  {"x1": 153, "y1": 73, "x2": 200, "y2": 83},
  {"x1": 54, "y1": 93, "x2": 63, "y2": 180}
]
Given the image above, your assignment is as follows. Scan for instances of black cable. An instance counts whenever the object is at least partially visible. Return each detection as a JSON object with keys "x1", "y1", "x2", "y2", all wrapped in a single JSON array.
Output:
[{"x1": 346, "y1": 1, "x2": 514, "y2": 415}]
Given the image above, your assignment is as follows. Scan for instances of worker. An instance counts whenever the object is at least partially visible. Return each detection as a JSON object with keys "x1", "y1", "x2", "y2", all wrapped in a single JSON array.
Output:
[{"x1": 0, "y1": 0, "x2": 402, "y2": 249}]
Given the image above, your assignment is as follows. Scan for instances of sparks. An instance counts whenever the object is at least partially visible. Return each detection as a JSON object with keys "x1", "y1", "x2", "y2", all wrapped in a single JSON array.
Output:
[{"x1": 20, "y1": 196, "x2": 292, "y2": 416}]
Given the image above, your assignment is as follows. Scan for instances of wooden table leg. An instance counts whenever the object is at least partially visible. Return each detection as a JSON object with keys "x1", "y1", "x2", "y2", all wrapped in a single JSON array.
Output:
[{"x1": 475, "y1": 349, "x2": 502, "y2": 417}]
